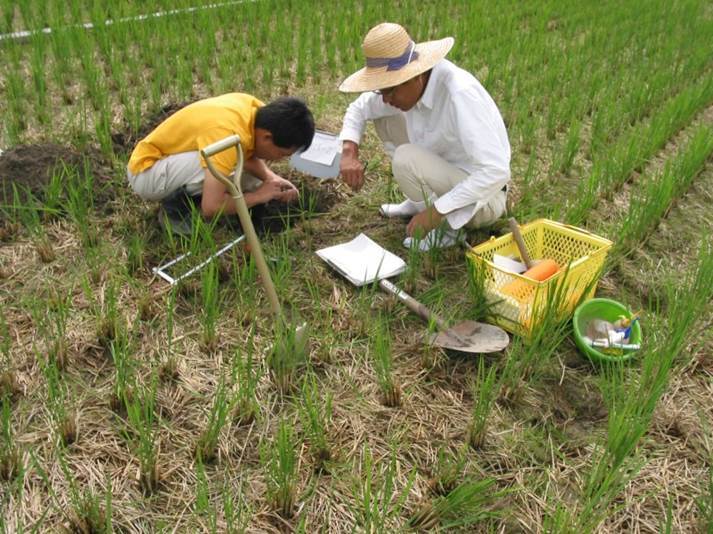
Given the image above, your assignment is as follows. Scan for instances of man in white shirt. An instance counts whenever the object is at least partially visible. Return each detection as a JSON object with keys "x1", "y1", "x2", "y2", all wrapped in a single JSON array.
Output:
[{"x1": 338, "y1": 23, "x2": 511, "y2": 251}]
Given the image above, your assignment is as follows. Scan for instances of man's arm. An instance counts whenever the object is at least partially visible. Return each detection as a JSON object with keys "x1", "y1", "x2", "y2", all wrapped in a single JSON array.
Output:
[
  {"x1": 339, "y1": 93, "x2": 400, "y2": 191},
  {"x1": 200, "y1": 169, "x2": 294, "y2": 218}
]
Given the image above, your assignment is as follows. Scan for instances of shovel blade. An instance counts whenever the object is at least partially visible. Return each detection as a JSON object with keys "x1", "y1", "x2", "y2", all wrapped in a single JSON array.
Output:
[{"x1": 430, "y1": 320, "x2": 509, "y2": 354}]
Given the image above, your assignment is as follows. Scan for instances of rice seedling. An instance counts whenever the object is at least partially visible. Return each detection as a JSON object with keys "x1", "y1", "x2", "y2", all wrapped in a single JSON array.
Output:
[
  {"x1": 96, "y1": 281, "x2": 122, "y2": 353},
  {"x1": 124, "y1": 371, "x2": 160, "y2": 494},
  {"x1": 0, "y1": 395, "x2": 21, "y2": 482},
  {"x1": 467, "y1": 358, "x2": 499, "y2": 450},
  {"x1": 299, "y1": 373, "x2": 333, "y2": 470},
  {"x1": 409, "y1": 478, "x2": 502, "y2": 531},
  {"x1": 260, "y1": 419, "x2": 299, "y2": 519},
  {"x1": 427, "y1": 446, "x2": 467, "y2": 496},
  {"x1": 575, "y1": 246, "x2": 711, "y2": 530},
  {"x1": 194, "y1": 455, "x2": 219, "y2": 531},
  {"x1": 266, "y1": 318, "x2": 308, "y2": 394},
  {"x1": 63, "y1": 162, "x2": 99, "y2": 249},
  {"x1": 352, "y1": 445, "x2": 415, "y2": 532},
  {"x1": 231, "y1": 344, "x2": 260, "y2": 426},
  {"x1": 615, "y1": 126, "x2": 713, "y2": 258},
  {"x1": 0, "y1": 313, "x2": 19, "y2": 401},
  {"x1": 109, "y1": 327, "x2": 133, "y2": 415},
  {"x1": 195, "y1": 374, "x2": 235, "y2": 463},
  {"x1": 45, "y1": 290, "x2": 71, "y2": 371},
  {"x1": 57, "y1": 451, "x2": 110, "y2": 533},
  {"x1": 371, "y1": 316, "x2": 401, "y2": 408},
  {"x1": 199, "y1": 259, "x2": 221, "y2": 353},
  {"x1": 42, "y1": 351, "x2": 77, "y2": 446},
  {"x1": 697, "y1": 463, "x2": 713, "y2": 533},
  {"x1": 499, "y1": 268, "x2": 594, "y2": 401},
  {"x1": 222, "y1": 480, "x2": 252, "y2": 534}
]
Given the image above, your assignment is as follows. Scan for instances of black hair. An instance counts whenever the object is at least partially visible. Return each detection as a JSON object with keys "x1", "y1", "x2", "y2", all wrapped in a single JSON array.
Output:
[{"x1": 255, "y1": 97, "x2": 315, "y2": 151}]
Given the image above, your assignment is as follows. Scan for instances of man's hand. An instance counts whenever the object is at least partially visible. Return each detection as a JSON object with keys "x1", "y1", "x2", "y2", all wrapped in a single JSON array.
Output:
[
  {"x1": 252, "y1": 178, "x2": 299, "y2": 205},
  {"x1": 340, "y1": 141, "x2": 364, "y2": 191},
  {"x1": 406, "y1": 206, "x2": 444, "y2": 237}
]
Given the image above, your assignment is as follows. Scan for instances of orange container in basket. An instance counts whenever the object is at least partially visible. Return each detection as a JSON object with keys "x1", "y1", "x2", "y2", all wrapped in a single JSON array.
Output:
[{"x1": 466, "y1": 219, "x2": 613, "y2": 339}]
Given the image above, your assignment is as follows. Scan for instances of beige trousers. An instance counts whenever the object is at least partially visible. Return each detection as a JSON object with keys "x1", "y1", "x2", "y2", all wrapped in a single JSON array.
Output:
[
  {"x1": 127, "y1": 151, "x2": 261, "y2": 201},
  {"x1": 374, "y1": 115, "x2": 507, "y2": 228}
]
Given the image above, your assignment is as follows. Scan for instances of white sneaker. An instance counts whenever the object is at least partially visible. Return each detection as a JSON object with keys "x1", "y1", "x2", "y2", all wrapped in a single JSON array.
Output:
[
  {"x1": 403, "y1": 228, "x2": 461, "y2": 252},
  {"x1": 379, "y1": 198, "x2": 425, "y2": 218}
]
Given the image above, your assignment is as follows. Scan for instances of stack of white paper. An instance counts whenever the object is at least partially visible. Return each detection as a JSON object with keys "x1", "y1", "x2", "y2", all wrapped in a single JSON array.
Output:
[{"x1": 316, "y1": 233, "x2": 406, "y2": 286}]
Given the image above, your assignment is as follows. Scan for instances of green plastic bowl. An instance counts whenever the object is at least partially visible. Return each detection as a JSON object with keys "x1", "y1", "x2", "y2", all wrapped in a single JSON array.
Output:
[{"x1": 572, "y1": 298, "x2": 642, "y2": 363}]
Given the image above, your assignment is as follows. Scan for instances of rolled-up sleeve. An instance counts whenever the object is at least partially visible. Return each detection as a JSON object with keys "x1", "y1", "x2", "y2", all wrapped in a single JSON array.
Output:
[
  {"x1": 339, "y1": 93, "x2": 401, "y2": 145},
  {"x1": 434, "y1": 88, "x2": 511, "y2": 228}
]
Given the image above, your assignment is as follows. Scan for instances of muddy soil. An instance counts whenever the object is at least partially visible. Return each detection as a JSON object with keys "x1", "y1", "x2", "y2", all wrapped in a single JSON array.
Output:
[{"x1": 0, "y1": 143, "x2": 113, "y2": 217}]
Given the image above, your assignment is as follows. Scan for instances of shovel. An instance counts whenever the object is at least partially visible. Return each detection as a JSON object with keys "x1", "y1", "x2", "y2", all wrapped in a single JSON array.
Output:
[
  {"x1": 378, "y1": 278, "x2": 509, "y2": 353},
  {"x1": 200, "y1": 135, "x2": 307, "y2": 345},
  {"x1": 316, "y1": 234, "x2": 508, "y2": 354}
]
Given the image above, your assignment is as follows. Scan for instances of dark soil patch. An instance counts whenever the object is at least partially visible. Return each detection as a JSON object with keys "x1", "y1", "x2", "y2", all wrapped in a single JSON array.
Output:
[
  {"x1": 111, "y1": 101, "x2": 195, "y2": 154},
  {"x1": 0, "y1": 143, "x2": 114, "y2": 217},
  {"x1": 250, "y1": 172, "x2": 342, "y2": 234}
]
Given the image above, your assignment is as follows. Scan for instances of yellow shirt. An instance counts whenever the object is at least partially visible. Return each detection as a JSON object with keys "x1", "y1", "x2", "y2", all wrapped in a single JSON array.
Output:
[{"x1": 128, "y1": 93, "x2": 264, "y2": 176}]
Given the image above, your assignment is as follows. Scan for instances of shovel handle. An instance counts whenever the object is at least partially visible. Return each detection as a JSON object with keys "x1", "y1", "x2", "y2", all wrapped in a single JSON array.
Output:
[
  {"x1": 202, "y1": 135, "x2": 240, "y2": 157},
  {"x1": 200, "y1": 138, "x2": 283, "y2": 319},
  {"x1": 508, "y1": 217, "x2": 533, "y2": 269},
  {"x1": 379, "y1": 279, "x2": 448, "y2": 331}
]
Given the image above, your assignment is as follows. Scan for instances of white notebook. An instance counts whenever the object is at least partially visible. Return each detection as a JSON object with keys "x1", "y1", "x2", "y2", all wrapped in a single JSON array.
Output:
[{"x1": 316, "y1": 233, "x2": 406, "y2": 286}]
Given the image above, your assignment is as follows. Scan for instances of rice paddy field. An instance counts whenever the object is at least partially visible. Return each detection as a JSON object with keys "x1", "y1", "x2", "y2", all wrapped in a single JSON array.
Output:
[{"x1": 1, "y1": 0, "x2": 712, "y2": 532}]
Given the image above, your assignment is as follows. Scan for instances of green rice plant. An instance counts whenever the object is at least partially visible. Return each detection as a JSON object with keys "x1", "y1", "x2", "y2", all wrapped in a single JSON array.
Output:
[
  {"x1": 499, "y1": 267, "x2": 594, "y2": 401},
  {"x1": 299, "y1": 374, "x2": 333, "y2": 470},
  {"x1": 553, "y1": 119, "x2": 582, "y2": 176},
  {"x1": 266, "y1": 318, "x2": 308, "y2": 394},
  {"x1": 45, "y1": 289, "x2": 71, "y2": 371},
  {"x1": 427, "y1": 446, "x2": 467, "y2": 496},
  {"x1": 109, "y1": 327, "x2": 133, "y2": 415},
  {"x1": 96, "y1": 281, "x2": 123, "y2": 352},
  {"x1": 42, "y1": 170, "x2": 65, "y2": 222},
  {"x1": 352, "y1": 445, "x2": 414, "y2": 532},
  {"x1": 409, "y1": 478, "x2": 503, "y2": 530},
  {"x1": 371, "y1": 317, "x2": 401, "y2": 407},
  {"x1": 195, "y1": 374, "x2": 235, "y2": 463},
  {"x1": 467, "y1": 358, "x2": 499, "y2": 449},
  {"x1": 125, "y1": 234, "x2": 146, "y2": 275},
  {"x1": 29, "y1": 36, "x2": 49, "y2": 125},
  {"x1": 222, "y1": 479, "x2": 251, "y2": 533},
  {"x1": 199, "y1": 258, "x2": 221, "y2": 353},
  {"x1": 697, "y1": 463, "x2": 713, "y2": 533},
  {"x1": 231, "y1": 344, "x2": 260, "y2": 426},
  {"x1": 576, "y1": 245, "x2": 711, "y2": 530},
  {"x1": 260, "y1": 419, "x2": 299, "y2": 519},
  {"x1": 12, "y1": 189, "x2": 56, "y2": 264},
  {"x1": 615, "y1": 126, "x2": 713, "y2": 258},
  {"x1": 194, "y1": 456, "x2": 219, "y2": 532},
  {"x1": 158, "y1": 288, "x2": 179, "y2": 382},
  {"x1": 124, "y1": 372, "x2": 160, "y2": 494},
  {"x1": 57, "y1": 451, "x2": 111, "y2": 533},
  {"x1": 63, "y1": 163, "x2": 98, "y2": 249},
  {"x1": 42, "y1": 351, "x2": 77, "y2": 446},
  {"x1": 0, "y1": 395, "x2": 22, "y2": 482},
  {"x1": 0, "y1": 312, "x2": 19, "y2": 400}
]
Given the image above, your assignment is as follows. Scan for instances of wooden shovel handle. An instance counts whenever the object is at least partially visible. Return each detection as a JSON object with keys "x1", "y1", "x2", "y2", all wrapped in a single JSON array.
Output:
[
  {"x1": 379, "y1": 279, "x2": 449, "y2": 331},
  {"x1": 508, "y1": 217, "x2": 533, "y2": 269}
]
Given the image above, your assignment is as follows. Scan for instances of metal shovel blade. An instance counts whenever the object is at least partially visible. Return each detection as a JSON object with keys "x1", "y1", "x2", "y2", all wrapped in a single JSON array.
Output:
[{"x1": 430, "y1": 320, "x2": 509, "y2": 353}]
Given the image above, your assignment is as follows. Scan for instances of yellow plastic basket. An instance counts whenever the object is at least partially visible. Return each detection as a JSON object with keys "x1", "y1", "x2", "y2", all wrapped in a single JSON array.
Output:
[{"x1": 466, "y1": 219, "x2": 613, "y2": 338}]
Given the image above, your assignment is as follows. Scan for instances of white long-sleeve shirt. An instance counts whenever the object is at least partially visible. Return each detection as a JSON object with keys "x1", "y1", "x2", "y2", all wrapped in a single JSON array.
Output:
[{"x1": 339, "y1": 59, "x2": 511, "y2": 229}]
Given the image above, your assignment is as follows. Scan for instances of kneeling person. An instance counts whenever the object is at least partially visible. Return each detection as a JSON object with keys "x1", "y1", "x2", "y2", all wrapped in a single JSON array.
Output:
[
  {"x1": 338, "y1": 23, "x2": 511, "y2": 251},
  {"x1": 127, "y1": 94, "x2": 315, "y2": 234}
]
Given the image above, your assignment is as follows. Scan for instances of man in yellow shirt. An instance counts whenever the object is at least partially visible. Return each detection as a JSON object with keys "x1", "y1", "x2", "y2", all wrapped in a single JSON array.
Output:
[{"x1": 127, "y1": 94, "x2": 314, "y2": 234}]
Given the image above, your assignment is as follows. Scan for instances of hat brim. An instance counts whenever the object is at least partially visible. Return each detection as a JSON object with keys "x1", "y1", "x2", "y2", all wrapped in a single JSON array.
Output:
[{"x1": 339, "y1": 37, "x2": 454, "y2": 93}]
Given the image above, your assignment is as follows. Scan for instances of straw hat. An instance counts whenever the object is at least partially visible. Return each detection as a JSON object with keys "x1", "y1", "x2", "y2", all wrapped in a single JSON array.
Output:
[{"x1": 339, "y1": 23, "x2": 454, "y2": 93}]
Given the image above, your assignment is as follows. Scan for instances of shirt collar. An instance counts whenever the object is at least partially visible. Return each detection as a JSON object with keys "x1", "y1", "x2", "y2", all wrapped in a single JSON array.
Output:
[{"x1": 415, "y1": 60, "x2": 445, "y2": 111}]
